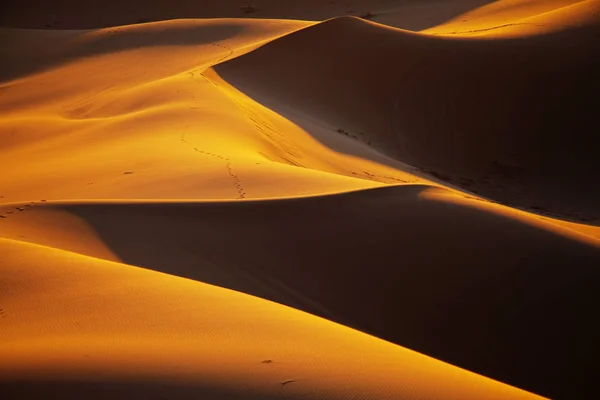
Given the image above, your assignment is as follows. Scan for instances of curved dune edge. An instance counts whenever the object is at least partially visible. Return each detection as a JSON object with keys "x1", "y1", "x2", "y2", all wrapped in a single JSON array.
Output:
[
  {"x1": 0, "y1": 237, "x2": 544, "y2": 400},
  {"x1": 1, "y1": 18, "x2": 428, "y2": 206},
  {"x1": 1, "y1": 2, "x2": 599, "y2": 399},
  {"x1": 215, "y1": 6, "x2": 600, "y2": 222},
  {"x1": 1, "y1": 185, "x2": 599, "y2": 399},
  {"x1": 1, "y1": 0, "x2": 594, "y2": 31},
  {"x1": 424, "y1": 0, "x2": 599, "y2": 36},
  {"x1": 1, "y1": 185, "x2": 599, "y2": 247}
]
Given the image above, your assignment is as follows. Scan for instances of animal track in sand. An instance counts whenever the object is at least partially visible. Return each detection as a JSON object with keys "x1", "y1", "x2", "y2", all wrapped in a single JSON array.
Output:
[
  {"x1": 180, "y1": 132, "x2": 247, "y2": 199},
  {"x1": 226, "y1": 162, "x2": 247, "y2": 199},
  {"x1": 431, "y1": 22, "x2": 575, "y2": 36},
  {"x1": 186, "y1": 42, "x2": 235, "y2": 84},
  {"x1": 351, "y1": 171, "x2": 413, "y2": 184},
  {"x1": 196, "y1": 54, "x2": 305, "y2": 168},
  {"x1": 0, "y1": 201, "x2": 41, "y2": 221},
  {"x1": 209, "y1": 42, "x2": 235, "y2": 66}
]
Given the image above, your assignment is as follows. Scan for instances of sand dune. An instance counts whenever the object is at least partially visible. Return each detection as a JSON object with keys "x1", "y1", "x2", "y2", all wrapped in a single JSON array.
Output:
[
  {"x1": 1, "y1": 237, "x2": 545, "y2": 400},
  {"x1": 2, "y1": 0, "x2": 502, "y2": 30},
  {"x1": 216, "y1": 4, "x2": 600, "y2": 221},
  {"x1": 1, "y1": 18, "x2": 435, "y2": 204},
  {"x1": 2, "y1": 186, "x2": 599, "y2": 398},
  {"x1": 2, "y1": 1, "x2": 599, "y2": 399},
  {"x1": 425, "y1": 0, "x2": 594, "y2": 34}
]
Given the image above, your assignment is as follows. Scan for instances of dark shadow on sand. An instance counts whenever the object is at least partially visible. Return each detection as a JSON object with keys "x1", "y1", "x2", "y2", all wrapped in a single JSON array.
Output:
[{"x1": 58, "y1": 185, "x2": 600, "y2": 399}]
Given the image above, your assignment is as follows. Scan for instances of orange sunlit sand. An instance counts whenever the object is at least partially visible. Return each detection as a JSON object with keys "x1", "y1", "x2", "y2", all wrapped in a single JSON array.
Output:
[{"x1": 1, "y1": 1, "x2": 599, "y2": 399}]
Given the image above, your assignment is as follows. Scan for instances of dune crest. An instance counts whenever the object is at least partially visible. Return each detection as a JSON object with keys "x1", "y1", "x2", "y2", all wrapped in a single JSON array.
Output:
[
  {"x1": 216, "y1": 11, "x2": 600, "y2": 221},
  {"x1": 1, "y1": 185, "x2": 599, "y2": 398},
  {"x1": 425, "y1": 0, "x2": 597, "y2": 35},
  {"x1": 1, "y1": 1, "x2": 599, "y2": 399}
]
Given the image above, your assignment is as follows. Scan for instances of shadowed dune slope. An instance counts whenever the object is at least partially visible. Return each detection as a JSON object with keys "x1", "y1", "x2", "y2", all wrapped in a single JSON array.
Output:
[
  {"x1": 2, "y1": 2, "x2": 600, "y2": 400},
  {"x1": 0, "y1": 237, "x2": 544, "y2": 400},
  {"x1": 216, "y1": 6, "x2": 600, "y2": 221},
  {"x1": 3, "y1": 0, "x2": 590, "y2": 32},
  {"x1": 0, "y1": 0, "x2": 498, "y2": 30},
  {"x1": 1, "y1": 19, "x2": 431, "y2": 204},
  {"x1": 0, "y1": 18, "x2": 313, "y2": 83},
  {"x1": 1, "y1": 185, "x2": 599, "y2": 398}
]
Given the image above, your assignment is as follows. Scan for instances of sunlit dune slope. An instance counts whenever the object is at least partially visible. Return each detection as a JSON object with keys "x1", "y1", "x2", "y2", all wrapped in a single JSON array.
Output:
[
  {"x1": 1, "y1": 185, "x2": 599, "y2": 398},
  {"x1": 425, "y1": 0, "x2": 595, "y2": 35},
  {"x1": 1, "y1": 2, "x2": 599, "y2": 400},
  {"x1": 1, "y1": 19, "x2": 430, "y2": 204},
  {"x1": 215, "y1": 4, "x2": 600, "y2": 222},
  {"x1": 2, "y1": 0, "x2": 595, "y2": 32},
  {"x1": 0, "y1": 18, "x2": 313, "y2": 83},
  {"x1": 0, "y1": 237, "x2": 544, "y2": 400}
]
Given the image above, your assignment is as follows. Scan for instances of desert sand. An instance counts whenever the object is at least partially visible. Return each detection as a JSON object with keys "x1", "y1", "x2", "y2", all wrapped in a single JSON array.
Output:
[{"x1": 1, "y1": 1, "x2": 599, "y2": 399}]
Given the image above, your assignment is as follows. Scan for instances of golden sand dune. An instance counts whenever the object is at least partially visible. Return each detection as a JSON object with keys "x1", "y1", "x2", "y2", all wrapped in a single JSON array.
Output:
[
  {"x1": 1, "y1": 237, "x2": 543, "y2": 400},
  {"x1": 1, "y1": 1, "x2": 599, "y2": 399},
  {"x1": 1, "y1": 18, "x2": 430, "y2": 203},
  {"x1": 1, "y1": 187, "x2": 599, "y2": 399},
  {"x1": 0, "y1": 0, "x2": 513, "y2": 30},
  {"x1": 425, "y1": 0, "x2": 597, "y2": 34},
  {"x1": 215, "y1": 2, "x2": 600, "y2": 221}
]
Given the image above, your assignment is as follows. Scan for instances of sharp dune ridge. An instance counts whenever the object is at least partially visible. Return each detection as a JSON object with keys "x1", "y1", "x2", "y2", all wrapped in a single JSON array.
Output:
[
  {"x1": 1, "y1": 1, "x2": 599, "y2": 399},
  {"x1": 0, "y1": 19, "x2": 314, "y2": 83},
  {"x1": 215, "y1": 4, "x2": 600, "y2": 222}
]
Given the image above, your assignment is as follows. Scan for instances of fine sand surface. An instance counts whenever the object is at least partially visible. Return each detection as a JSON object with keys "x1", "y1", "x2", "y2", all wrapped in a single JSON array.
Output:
[
  {"x1": 1, "y1": 1, "x2": 599, "y2": 399},
  {"x1": 0, "y1": 0, "x2": 504, "y2": 30}
]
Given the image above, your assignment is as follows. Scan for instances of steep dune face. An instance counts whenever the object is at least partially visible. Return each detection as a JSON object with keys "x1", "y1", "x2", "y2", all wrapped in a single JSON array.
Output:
[
  {"x1": 1, "y1": 19, "x2": 428, "y2": 204},
  {"x1": 2, "y1": 187, "x2": 599, "y2": 399},
  {"x1": 216, "y1": 6, "x2": 600, "y2": 221},
  {"x1": 1, "y1": 237, "x2": 543, "y2": 400}
]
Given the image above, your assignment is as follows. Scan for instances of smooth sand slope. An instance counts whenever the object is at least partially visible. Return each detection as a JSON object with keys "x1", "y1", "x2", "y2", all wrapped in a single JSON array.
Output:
[
  {"x1": 424, "y1": 0, "x2": 596, "y2": 34},
  {"x1": 1, "y1": 0, "x2": 504, "y2": 30},
  {"x1": 1, "y1": 0, "x2": 589, "y2": 31},
  {"x1": 216, "y1": 0, "x2": 600, "y2": 222},
  {"x1": 1, "y1": 188, "x2": 599, "y2": 399},
  {"x1": 1, "y1": 18, "x2": 429, "y2": 203},
  {"x1": 1, "y1": 1, "x2": 599, "y2": 399},
  {"x1": 1, "y1": 237, "x2": 545, "y2": 400}
]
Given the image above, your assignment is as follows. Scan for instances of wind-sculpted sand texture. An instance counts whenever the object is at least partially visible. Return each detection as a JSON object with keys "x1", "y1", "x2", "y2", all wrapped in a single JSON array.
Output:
[{"x1": 2, "y1": 1, "x2": 599, "y2": 399}]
